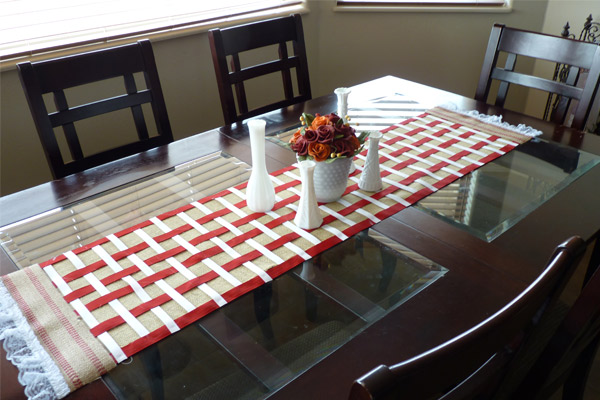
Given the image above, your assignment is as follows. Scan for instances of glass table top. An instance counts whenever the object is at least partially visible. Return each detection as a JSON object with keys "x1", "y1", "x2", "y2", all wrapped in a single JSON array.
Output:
[
  {"x1": 267, "y1": 93, "x2": 600, "y2": 242},
  {"x1": 102, "y1": 228, "x2": 445, "y2": 400},
  {"x1": 0, "y1": 150, "x2": 447, "y2": 400},
  {"x1": 416, "y1": 138, "x2": 600, "y2": 241}
]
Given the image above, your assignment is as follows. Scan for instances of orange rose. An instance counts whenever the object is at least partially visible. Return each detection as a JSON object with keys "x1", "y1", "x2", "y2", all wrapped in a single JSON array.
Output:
[
  {"x1": 289, "y1": 129, "x2": 302, "y2": 144},
  {"x1": 310, "y1": 114, "x2": 330, "y2": 130},
  {"x1": 308, "y1": 142, "x2": 331, "y2": 162}
]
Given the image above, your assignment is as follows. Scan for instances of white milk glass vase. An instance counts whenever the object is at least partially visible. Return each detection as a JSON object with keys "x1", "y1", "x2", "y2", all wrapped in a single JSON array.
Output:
[
  {"x1": 294, "y1": 160, "x2": 323, "y2": 230},
  {"x1": 334, "y1": 87, "x2": 351, "y2": 122},
  {"x1": 246, "y1": 119, "x2": 275, "y2": 212},
  {"x1": 359, "y1": 131, "x2": 383, "y2": 192},
  {"x1": 335, "y1": 87, "x2": 357, "y2": 173},
  {"x1": 313, "y1": 157, "x2": 353, "y2": 203}
]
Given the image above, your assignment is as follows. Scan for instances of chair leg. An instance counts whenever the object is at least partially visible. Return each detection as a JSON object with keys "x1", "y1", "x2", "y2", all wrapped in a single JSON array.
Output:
[{"x1": 562, "y1": 334, "x2": 600, "y2": 400}]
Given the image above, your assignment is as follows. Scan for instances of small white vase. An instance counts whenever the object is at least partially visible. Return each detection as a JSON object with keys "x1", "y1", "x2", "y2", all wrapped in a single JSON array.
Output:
[
  {"x1": 313, "y1": 157, "x2": 353, "y2": 203},
  {"x1": 294, "y1": 160, "x2": 323, "y2": 230},
  {"x1": 359, "y1": 131, "x2": 383, "y2": 192},
  {"x1": 334, "y1": 87, "x2": 351, "y2": 123},
  {"x1": 246, "y1": 119, "x2": 275, "y2": 212}
]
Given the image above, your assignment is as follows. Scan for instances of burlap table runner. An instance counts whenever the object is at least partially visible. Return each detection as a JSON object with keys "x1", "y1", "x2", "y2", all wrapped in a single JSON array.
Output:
[{"x1": 0, "y1": 107, "x2": 539, "y2": 399}]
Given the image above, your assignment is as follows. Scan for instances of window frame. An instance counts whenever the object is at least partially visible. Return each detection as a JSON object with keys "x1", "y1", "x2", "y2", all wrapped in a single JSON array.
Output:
[{"x1": 334, "y1": 0, "x2": 511, "y2": 13}]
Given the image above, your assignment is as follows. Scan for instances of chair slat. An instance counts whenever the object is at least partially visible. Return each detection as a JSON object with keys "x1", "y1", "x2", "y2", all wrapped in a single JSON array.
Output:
[
  {"x1": 228, "y1": 57, "x2": 301, "y2": 84},
  {"x1": 491, "y1": 69, "x2": 584, "y2": 99},
  {"x1": 48, "y1": 91, "x2": 153, "y2": 127},
  {"x1": 33, "y1": 46, "x2": 146, "y2": 93},
  {"x1": 499, "y1": 28, "x2": 598, "y2": 67}
]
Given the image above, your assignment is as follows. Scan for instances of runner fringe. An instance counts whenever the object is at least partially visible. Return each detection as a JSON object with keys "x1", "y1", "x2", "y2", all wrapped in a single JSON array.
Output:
[
  {"x1": 440, "y1": 103, "x2": 543, "y2": 137},
  {"x1": 0, "y1": 281, "x2": 69, "y2": 400}
]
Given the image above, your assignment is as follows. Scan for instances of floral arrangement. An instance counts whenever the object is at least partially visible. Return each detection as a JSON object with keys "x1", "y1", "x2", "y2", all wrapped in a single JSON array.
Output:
[{"x1": 288, "y1": 112, "x2": 368, "y2": 162}]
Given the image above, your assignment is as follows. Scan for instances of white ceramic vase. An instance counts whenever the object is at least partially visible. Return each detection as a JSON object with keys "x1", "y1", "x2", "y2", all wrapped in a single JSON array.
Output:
[
  {"x1": 246, "y1": 119, "x2": 275, "y2": 212},
  {"x1": 294, "y1": 160, "x2": 323, "y2": 230},
  {"x1": 359, "y1": 131, "x2": 383, "y2": 192},
  {"x1": 334, "y1": 87, "x2": 351, "y2": 122},
  {"x1": 313, "y1": 157, "x2": 353, "y2": 203}
]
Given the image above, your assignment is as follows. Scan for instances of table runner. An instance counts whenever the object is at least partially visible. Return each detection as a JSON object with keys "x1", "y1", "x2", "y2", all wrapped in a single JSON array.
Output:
[{"x1": 0, "y1": 106, "x2": 540, "y2": 399}]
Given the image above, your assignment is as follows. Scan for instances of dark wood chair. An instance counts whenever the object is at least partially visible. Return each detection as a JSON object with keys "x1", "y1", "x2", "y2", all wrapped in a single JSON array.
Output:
[
  {"x1": 348, "y1": 236, "x2": 586, "y2": 400},
  {"x1": 475, "y1": 24, "x2": 600, "y2": 131},
  {"x1": 17, "y1": 39, "x2": 173, "y2": 179},
  {"x1": 508, "y1": 252, "x2": 600, "y2": 400},
  {"x1": 208, "y1": 14, "x2": 312, "y2": 125}
]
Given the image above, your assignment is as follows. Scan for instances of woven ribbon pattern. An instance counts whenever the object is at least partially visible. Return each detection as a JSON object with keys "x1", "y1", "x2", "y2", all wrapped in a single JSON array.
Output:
[{"x1": 2, "y1": 107, "x2": 534, "y2": 391}]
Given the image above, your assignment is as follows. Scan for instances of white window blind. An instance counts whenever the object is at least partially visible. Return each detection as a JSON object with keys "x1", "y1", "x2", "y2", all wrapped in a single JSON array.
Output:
[{"x1": 0, "y1": 0, "x2": 302, "y2": 61}]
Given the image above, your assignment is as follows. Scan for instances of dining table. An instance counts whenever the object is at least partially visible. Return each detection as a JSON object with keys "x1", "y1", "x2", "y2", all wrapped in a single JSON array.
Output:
[{"x1": 1, "y1": 75, "x2": 599, "y2": 400}]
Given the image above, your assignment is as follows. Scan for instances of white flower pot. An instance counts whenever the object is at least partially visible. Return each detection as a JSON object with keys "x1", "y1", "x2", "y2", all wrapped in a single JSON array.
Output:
[{"x1": 313, "y1": 157, "x2": 353, "y2": 203}]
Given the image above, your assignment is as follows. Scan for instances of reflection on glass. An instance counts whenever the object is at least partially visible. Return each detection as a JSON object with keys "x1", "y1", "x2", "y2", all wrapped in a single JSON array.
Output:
[
  {"x1": 0, "y1": 152, "x2": 251, "y2": 269},
  {"x1": 416, "y1": 139, "x2": 600, "y2": 241},
  {"x1": 266, "y1": 93, "x2": 428, "y2": 148},
  {"x1": 102, "y1": 229, "x2": 446, "y2": 399}
]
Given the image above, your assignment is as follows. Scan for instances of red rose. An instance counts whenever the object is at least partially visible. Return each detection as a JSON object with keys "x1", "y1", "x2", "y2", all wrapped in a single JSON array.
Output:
[
  {"x1": 324, "y1": 113, "x2": 341, "y2": 125},
  {"x1": 303, "y1": 128, "x2": 318, "y2": 143},
  {"x1": 335, "y1": 124, "x2": 355, "y2": 138},
  {"x1": 316, "y1": 125, "x2": 335, "y2": 143},
  {"x1": 332, "y1": 138, "x2": 354, "y2": 157},
  {"x1": 291, "y1": 135, "x2": 309, "y2": 156}
]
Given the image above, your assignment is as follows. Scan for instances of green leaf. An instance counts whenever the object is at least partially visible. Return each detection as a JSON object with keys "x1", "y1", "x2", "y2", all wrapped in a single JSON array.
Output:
[
  {"x1": 357, "y1": 131, "x2": 370, "y2": 143},
  {"x1": 353, "y1": 145, "x2": 365, "y2": 156},
  {"x1": 302, "y1": 113, "x2": 315, "y2": 127}
]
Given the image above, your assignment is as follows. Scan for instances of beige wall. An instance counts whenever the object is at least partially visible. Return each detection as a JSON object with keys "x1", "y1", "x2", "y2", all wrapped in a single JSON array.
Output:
[{"x1": 0, "y1": 0, "x2": 551, "y2": 196}]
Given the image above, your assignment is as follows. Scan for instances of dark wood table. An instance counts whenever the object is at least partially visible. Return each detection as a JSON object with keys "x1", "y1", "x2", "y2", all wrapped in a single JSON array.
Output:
[{"x1": 1, "y1": 76, "x2": 599, "y2": 400}]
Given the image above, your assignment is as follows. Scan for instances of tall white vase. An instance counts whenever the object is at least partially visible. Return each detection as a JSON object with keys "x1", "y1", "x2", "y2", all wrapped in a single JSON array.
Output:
[
  {"x1": 334, "y1": 87, "x2": 351, "y2": 122},
  {"x1": 359, "y1": 131, "x2": 383, "y2": 192},
  {"x1": 246, "y1": 119, "x2": 275, "y2": 212},
  {"x1": 335, "y1": 87, "x2": 356, "y2": 173},
  {"x1": 294, "y1": 160, "x2": 323, "y2": 229}
]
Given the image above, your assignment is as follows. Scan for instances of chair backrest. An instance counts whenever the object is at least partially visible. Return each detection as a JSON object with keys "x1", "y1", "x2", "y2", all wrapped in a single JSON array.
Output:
[
  {"x1": 208, "y1": 14, "x2": 312, "y2": 125},
  {"x1": 348, "y1": 236, "x2": 586, "y2": 400},
  {"x1": 17, "y1": 39, "x2": 173, "y2": 179},
  {"x1": 510, "y1": 254, "x2": 600, "y2": 399},
  {"x1": 475, "y1": 24, "x2": 600, "y2": 130}
]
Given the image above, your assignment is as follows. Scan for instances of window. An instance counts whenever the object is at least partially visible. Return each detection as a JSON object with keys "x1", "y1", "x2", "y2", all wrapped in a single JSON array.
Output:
[
  {"x1": 336, "y1": 0, "x2": 508, "y2": 9},
  {"x1": 0, "y1": 0, "x2": 304, "y2": 62}
]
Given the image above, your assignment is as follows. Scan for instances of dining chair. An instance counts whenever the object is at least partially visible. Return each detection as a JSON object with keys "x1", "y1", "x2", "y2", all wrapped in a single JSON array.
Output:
[
  {"x1": 475, "y1": 24, "x2": 600, "y2": 130},
  {"x1": 348, "y1": 236, "x2": 586, "y2": 400},
  {"x1": 17, "y1": 39, "x2": 173, "y2": 180},
  {"x1": 208, "y1": 14, "x2": 312, "y2": 125},
  {"x1": 505, "y1": 253, "x2": 600, "y2": 400}
]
